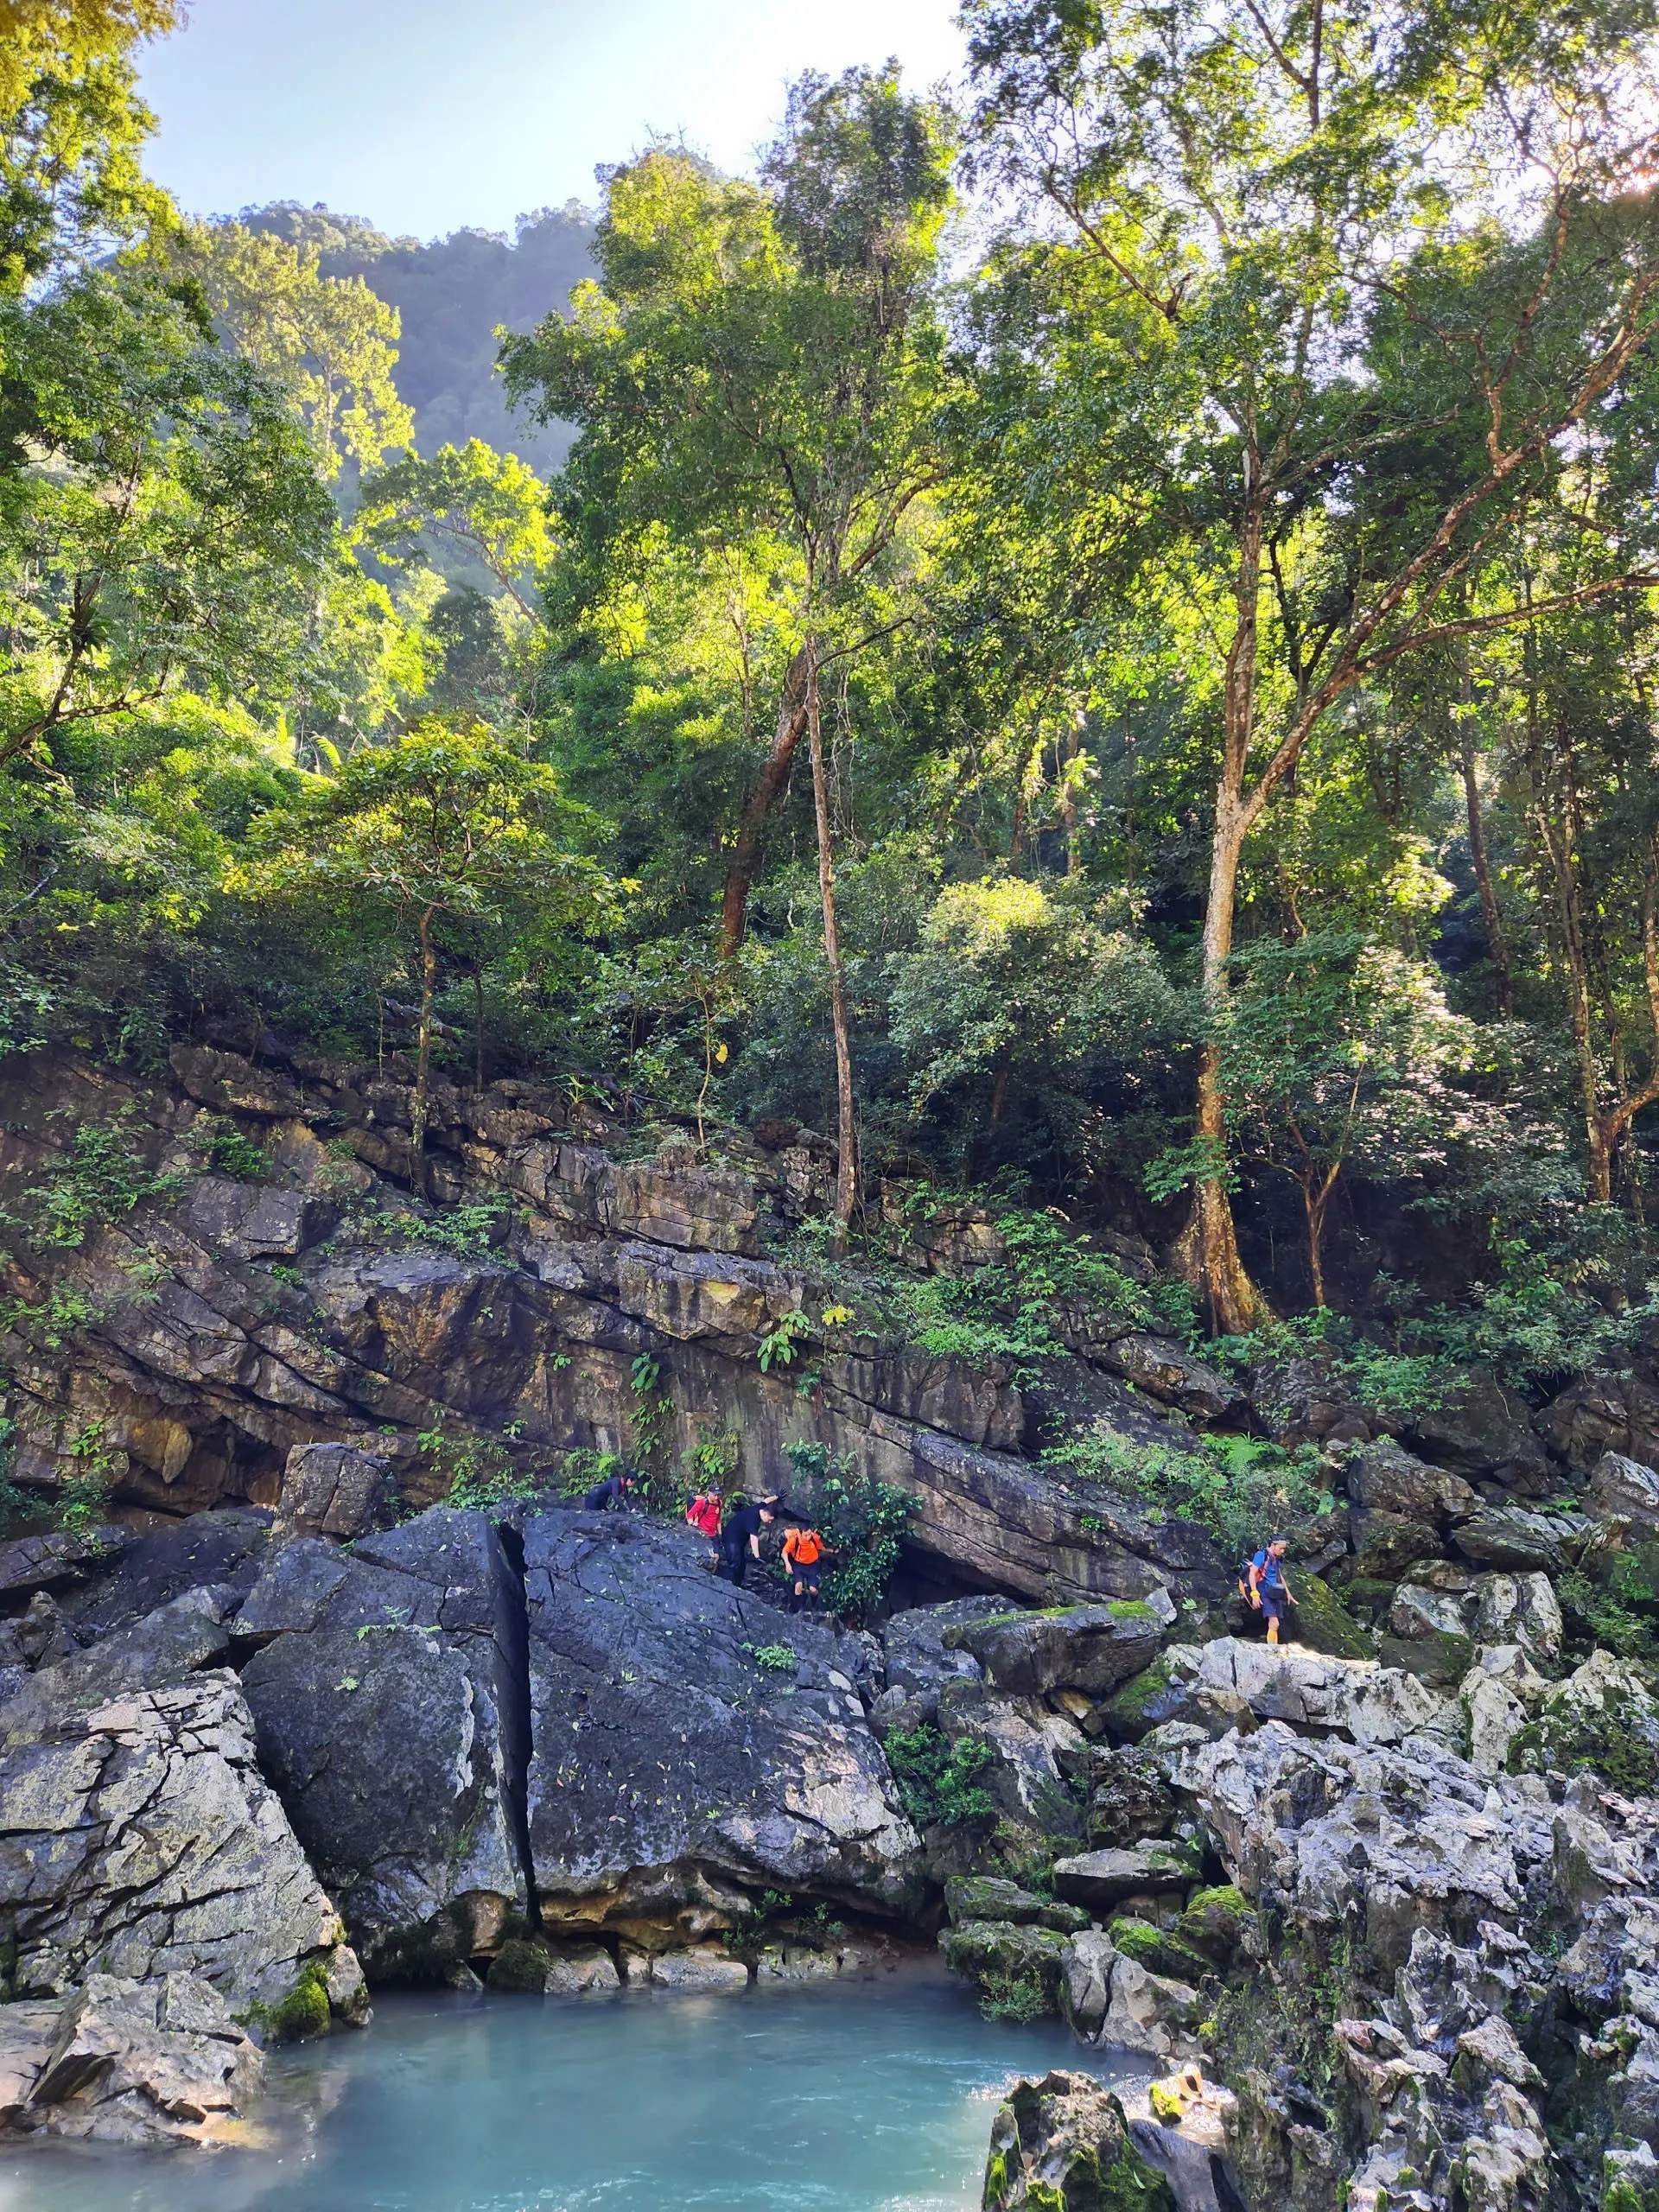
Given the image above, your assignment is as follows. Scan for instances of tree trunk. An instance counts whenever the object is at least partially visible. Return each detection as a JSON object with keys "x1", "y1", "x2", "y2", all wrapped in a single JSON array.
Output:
[
  {"x1": 720, "y1": 643, "x2": 811, "y2": 957},
  {"x1": 1303, "y1": 1179, "x2": 1329, "y2": 1311},
  {"x1": 412, "y1": 907, "x2": 435, "y2": 1197},
  {"x1": 1459, "y1": 735, "x2": 1513, "y2": 1016},
  {"x1": 988, "y1": 1058, "x2": 1010, "y2": 1128},
  {"x1": 806, "y1": 647, "x2": 856, "y2": 1252},
  {"x1": 1173, "y1": 482, "x2": 1271, "y2": 1337},
  {"x1": 1536, "y1": 772, "x2": 1612, "y2": 1203},
  {"x1": 473, "y1": 968, "x2": 486, "y2": 1096}
]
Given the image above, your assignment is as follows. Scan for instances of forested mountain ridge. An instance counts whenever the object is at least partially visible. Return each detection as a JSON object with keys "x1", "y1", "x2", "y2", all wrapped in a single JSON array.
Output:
[{"x1": 241, "y1": 199, "x2": 594, "y2": 471}]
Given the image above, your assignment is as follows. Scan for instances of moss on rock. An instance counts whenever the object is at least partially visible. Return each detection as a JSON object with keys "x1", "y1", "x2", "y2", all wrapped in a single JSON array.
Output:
[
  {"x1": 1174, "y1": 1885, "x2": 1259, "y2": 1968},
  {"x1": 1108, "y1": 1916, "x2": 1212, "y2": 1984},
  {"x1": 486, "y1": 1937, "x2": 554, "y2": 1993},
  {"x1": 264, "y1": 1959, "x2": 331, "y2": 2044},
  {"x1": 1284, "y1": 1575, "x2": 1373, "y2": 1662}
]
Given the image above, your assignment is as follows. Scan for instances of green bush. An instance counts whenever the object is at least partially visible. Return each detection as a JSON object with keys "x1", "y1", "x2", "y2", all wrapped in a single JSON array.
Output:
[
  {"x1": 884, "y1": 1722, "x2": 995, "y2": 1829},
  {"x1": 207, "y1": 1117, "x2": 268, "y2": 1181},
  {"x1": 390, "y1": 1187, "x2": 513, "y2": 1256},
  {"x1": 977, "y1": 1966, "x2": 1046, "y2": 2023},
  {"x1": 1048, "y1": 1424, "x2": 1330, "y2": 1564},
  {"x1": 782, "y1": 1442, "x2": 912, "y2": 1624},
  {"x1": 0, "y1": 1109, "x2": 182, "y2": 1253}
]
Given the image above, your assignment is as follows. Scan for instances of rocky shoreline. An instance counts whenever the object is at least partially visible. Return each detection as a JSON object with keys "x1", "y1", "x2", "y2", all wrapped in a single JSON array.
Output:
[{"x1": 4, "y1": 1045, "x2": 1659, "y2": 2204}]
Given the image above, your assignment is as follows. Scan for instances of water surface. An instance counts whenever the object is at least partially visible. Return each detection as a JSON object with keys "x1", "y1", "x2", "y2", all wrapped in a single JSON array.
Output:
[{"x1": 1, "y1": 1966, "x2": 1147, "y2": 2212}]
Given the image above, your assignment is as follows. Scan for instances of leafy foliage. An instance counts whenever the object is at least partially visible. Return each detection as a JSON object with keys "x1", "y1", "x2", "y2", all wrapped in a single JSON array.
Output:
[{"x1": 883, "y1": 1722, "x2": 996, "y2": 1830}]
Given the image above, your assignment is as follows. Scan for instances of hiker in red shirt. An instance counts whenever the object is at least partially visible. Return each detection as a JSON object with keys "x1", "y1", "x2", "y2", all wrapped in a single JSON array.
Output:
[{"x1": 685, "y1": 1487, "x2": 722, "y2": 1539}]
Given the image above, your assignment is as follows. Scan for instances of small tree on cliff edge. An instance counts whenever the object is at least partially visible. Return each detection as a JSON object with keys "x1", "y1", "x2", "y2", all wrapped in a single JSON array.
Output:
[{"x1": 232, "y1": 722, "x2": 610, "y2": 1191}]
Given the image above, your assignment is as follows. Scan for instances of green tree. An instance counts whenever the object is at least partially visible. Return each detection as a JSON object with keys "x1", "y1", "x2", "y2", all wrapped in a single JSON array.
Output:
[
  {"x1": 174, "y1": 219, "x2": 415, "y2": 476},
  {"x1": 354, "y1": 437, "x2": 556, "y2": 621},
  {"x1": 230, "y1": 722, "x2": 610, "y2": 1187},
  {"x1": 0, "y1": 270, "x2": 335, "y2": 771},
  {"x1": 506, "y1": 67, "x2": 957, "y2": 1244},
  {"x1": 966, "y1": 0, "x2": 1659, "y2": 1329},
  {"x1": 1212, "y1": 935, "x2": 1477, "y2": 1309},
  {"x1": 0, "y1": 0, "x2": 176, "y2": 292}
]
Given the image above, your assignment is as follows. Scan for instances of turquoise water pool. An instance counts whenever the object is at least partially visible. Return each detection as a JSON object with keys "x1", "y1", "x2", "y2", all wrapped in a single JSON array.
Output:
[{"x1": 0, "y1": 1966, "x2": 1146, "y2": 2212}]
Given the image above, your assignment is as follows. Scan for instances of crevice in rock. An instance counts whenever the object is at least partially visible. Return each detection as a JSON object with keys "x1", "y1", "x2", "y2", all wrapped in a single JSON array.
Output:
[{"x1": 490, "y1": 1517, "x2": 538, "y2": 1930}]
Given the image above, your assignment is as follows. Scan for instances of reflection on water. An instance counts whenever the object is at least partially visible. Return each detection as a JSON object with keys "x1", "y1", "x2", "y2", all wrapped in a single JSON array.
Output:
[{"x1": 0, "y1": 1963, "x2": 1149, "y2": 2212}]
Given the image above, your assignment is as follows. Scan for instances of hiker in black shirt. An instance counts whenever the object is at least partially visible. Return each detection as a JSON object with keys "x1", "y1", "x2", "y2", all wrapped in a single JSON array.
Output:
[
  {"x1": 718, "y1": 1496, "x2": 777, "y2": 1587},
  {"x1": 583, "y1": 1468, "x2": 636, "y2": 1511}
]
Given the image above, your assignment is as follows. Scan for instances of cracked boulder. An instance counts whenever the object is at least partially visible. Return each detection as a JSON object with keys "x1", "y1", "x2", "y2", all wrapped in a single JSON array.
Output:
[
  {"x1": 237, "y1": 1507, "x2": 531, "y2": 1980},
  {"x1": 520, "y1": 1512, "x2": 922, "y2": 1939},
  {"x1": 0, "y1": 1971, "x2": 264, "y2": 2146},
  {"x1": 0, "y1": 1668, "x2": 365, "y2": 2023}
]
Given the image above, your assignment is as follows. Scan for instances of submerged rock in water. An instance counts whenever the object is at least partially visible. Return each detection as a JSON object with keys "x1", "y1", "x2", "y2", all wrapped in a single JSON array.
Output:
[
  {"x1": 237, "y1": 1508, "x2": 531, "y2": 1980},
  {"x1": 520, "y1": 1512, "x2": 922, "y2": 1936},
  {"x1": 0, "y1": 1971, "x2": 264, "y2": 2147}
]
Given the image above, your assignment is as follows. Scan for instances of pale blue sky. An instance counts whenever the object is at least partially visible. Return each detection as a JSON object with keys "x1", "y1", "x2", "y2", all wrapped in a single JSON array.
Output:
[{"x1": 137, "y1": 0, "x2": 969, "y2": 239}]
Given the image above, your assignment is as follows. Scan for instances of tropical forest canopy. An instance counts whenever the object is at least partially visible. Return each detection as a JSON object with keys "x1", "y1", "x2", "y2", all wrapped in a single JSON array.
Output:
[{"x1": 7, "y1": 0, "x2": 1659, "y2": 1389}]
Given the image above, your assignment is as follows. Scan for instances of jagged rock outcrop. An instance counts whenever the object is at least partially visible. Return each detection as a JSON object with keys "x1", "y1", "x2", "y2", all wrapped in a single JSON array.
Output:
[
  {"x1": 520, "y1": 1512, "x2": 923, "y2": 1940},
  {"x1": 1162, "y1": 1713, "x2": 1659, "y2": 2210},
  {"x1": 0, "y1": 1663, "x2": 366, "y2": 2024},
  {"x1": 0, "y1": 1047, "x2": 1231, "y2": 1607},
  {"x1": 236, "y1": 1509, "x2": 531, "y2": 1978},
  {"x1": 982, "y1": 2069, "x2": 1181, "y2": 2210},
  {"x1": 1105, "y1": 1637, "x2": 1452, "y2": 1748},
  {"x1": 0, "y1": 1972, "x2": 264, "y2": 2146}
]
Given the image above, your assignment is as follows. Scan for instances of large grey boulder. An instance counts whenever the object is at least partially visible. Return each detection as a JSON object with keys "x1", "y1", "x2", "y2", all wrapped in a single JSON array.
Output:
[
  {"x1": 1453, "y1": 1504, "x2": 1591, "y2": 1573},
  {"x1": 238, "y1": 1508, "x2": 531, "y2": 1979},
  {"x1": 271, "y1": 1440, "x2": 390, "y2": 1541},
  {"x1": 1051, "y1": 1845, "x2": 1195, "y2": 1910},
  {"x1": 1586, "y1": 1450, "x2": 1659, "y2": 1535},
  {"x1": 1402, "y1": 1369, "x2": 1552, "y2": 1488},
  {"x1": 942, "y1": 1597, "x2": 1169, "y2": 1698},
  {"x1": 878, "y1": 1596, "x2": 1001, "y2": 1723},
  {"x1": 1085, "y1": 1333, "x2": 1246, "y2": 1421},
  {"x1": 1346, "y1": 1439, "x2": 1476, "y2": 1525},
  {"x1": 0, "y1": 1526, "x2": 130, "y2": 1600},
  {"x1": 520, "y1": 1513, "x2": 922, "y2": 1937},
  {"x1": 1117, "y1": 1637, "x2": 1451, "y2": 1750},
  {"x1": 60, "y1": 1508, "x2": 270, "y2": 1638},
  {"x1": 0, "y1": 1972, "x2": 264, "y2": 2146},
  {"x1": 0, "y1": 1669, "x2": 365, "y2": 2022}
]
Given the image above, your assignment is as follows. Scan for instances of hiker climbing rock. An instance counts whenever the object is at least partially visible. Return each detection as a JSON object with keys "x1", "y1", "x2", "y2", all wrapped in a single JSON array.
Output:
[
  {"x1": 685, "y1": 1484, "x2": 722, "y2": 1538},
  {"x1": 1242, "y1": 1536, "x2": 1294, "y2": 1643},
  {"x1": 781, "y1": 1522, "x2": 834, "y2": 1613},
  {"x1": 718, "y1": 1495, "x2": 777, "y2": 1588},
  {"x1": 583, "y1": 1466, "x2": 636, "y2": 1511}
]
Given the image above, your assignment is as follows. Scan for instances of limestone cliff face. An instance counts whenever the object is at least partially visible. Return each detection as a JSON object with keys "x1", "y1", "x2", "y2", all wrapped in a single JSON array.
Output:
[{"x1": 0, "y1": 1042, "x2": 1229, "y2": 1606}]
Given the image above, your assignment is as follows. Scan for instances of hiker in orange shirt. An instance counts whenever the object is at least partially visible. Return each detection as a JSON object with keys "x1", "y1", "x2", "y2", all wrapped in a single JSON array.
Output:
[{"x1": 780, "y1": 1522, "x2": 834, "y2": 1614}]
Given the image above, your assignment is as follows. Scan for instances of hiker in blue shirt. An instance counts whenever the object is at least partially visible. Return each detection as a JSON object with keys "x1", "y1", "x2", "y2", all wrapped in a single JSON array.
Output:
[{"x1": 1246, "y1": 1537, "x2": 1294, "y2": 1645}]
